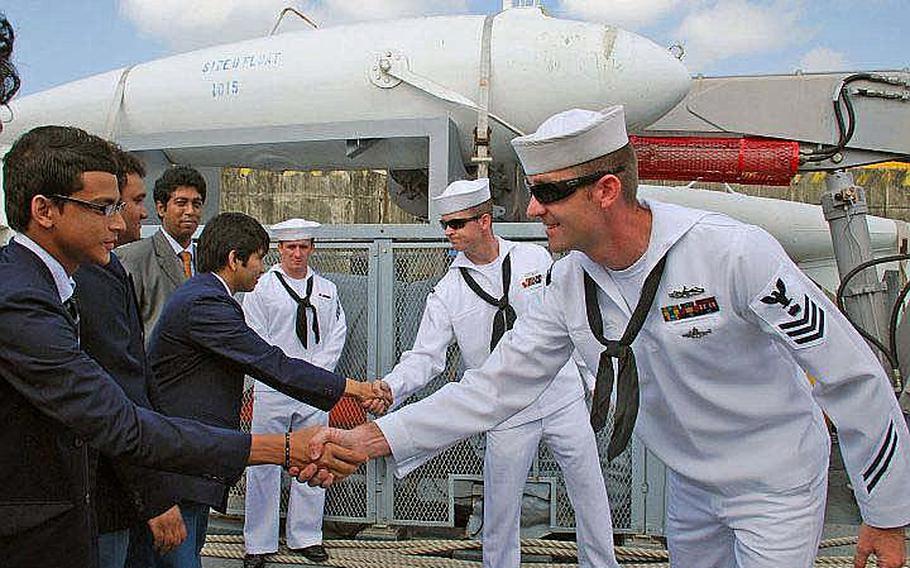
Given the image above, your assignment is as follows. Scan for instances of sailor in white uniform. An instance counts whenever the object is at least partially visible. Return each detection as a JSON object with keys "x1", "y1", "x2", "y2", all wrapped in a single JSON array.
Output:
[
  {"x1": 335, "y1": 106, "x2": 910, "y2": 568},
  {"x1": 377, "y1": 178, "x2": 616, "y2": 568},
  {"x1": 242, "y1": 219, "x2": 347, "y2": 567}
]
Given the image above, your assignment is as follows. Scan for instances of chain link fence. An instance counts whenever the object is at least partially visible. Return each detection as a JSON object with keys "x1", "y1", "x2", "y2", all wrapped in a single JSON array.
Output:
[
  {"x1": 226, "y1": 229, "x2": 659, "y2": 538},
  {"x1": 387, "y1": 243, "x2": 635, "y2": 533},
  {"x1": 228, "y1": 244, "x2": 376, "y2": 523}
]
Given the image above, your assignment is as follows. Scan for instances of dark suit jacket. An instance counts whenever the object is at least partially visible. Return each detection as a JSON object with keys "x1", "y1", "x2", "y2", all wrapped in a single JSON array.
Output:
[
  {"x1": 116, "y1": 229, "x2": 189, "y2": 342},
  {"x1": 0, "y1": 241, "x2": 251, "y2": 568},
  {"x1": 74, "y1": 254, "x2": 178, "y2": 533},
  {"x1": 148, "y1": 273, "x2": 346, "y2": 511}
]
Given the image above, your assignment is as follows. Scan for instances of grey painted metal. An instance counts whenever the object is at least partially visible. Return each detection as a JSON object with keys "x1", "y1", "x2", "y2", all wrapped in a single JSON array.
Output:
[
  {"x1": 628, "y1": 438, "x2": 668, "y2": 536},
  {"x1": 375, "y1": 239, "x2": 397, "y2": 526},
  {"x1": 137, "y1": 223, "x2": 545, "y2": 242},
  {"x1": 313, "y1": 222, "x2": 546, "y2": 241},
  {"x1": 365, "y1": 241, "x2": 383, "y2": 523},
  {"x1": 117, "y1": 117, "x2": 457, "y2": 172},
  {"x1": 645, "y1": 72, "x2": 910, "y2": 170},
  {"x1": 629, "y1": 438, "x2": 647, "y2": 534},
  {"x1": 121, "y1": 117, "x2": 467, "y2": 221},
  {"x1": 643, "y1": 448, "x2": 668, "y2": 536},
  {"x1": 821, "y1": 171, "x2": 893, "y2": 377}
]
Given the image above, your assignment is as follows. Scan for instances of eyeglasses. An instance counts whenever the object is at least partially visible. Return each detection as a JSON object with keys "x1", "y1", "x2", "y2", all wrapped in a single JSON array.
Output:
[
  {"x1": 49, "y1": 194, "x2": 127, "y2": 217},
  {"x1": 439, "y1": 214, "x2": 485, "y2": 231},
  {"x1": 526, "y1": 167, "x2": 625, "y2": 205}
]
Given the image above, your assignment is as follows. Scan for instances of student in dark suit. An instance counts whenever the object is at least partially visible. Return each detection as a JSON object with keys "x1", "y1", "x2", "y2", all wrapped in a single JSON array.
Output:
[
  {"x1": 0, "y1": 125, "x2": 365, "y2": 568},
  {"x1": 74, "y1": 149, "x2": 188, "y2": 568},
  {"x1": 147, "y1": 212, "x2": 384, "y2": 568}
]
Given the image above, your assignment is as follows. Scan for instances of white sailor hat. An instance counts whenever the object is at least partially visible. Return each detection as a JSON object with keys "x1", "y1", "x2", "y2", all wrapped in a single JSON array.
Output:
[
  {"x1": 511, "y1": 106, "x2": 629, "y2": 175},
  {"x1": 269, "y1": 218, "x2": 321, "y2": 241},
  {"x1": 432, "y1": 178, "x2": 491, "y2": 217}
]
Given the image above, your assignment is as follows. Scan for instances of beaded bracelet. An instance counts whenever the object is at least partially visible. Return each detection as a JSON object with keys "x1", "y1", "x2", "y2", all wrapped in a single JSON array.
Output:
[{"x1": 284, "y1": 431, "x2": 291, "y2": 470}]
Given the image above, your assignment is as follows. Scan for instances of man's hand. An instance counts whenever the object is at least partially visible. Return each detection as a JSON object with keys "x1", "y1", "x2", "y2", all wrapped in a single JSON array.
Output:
[
  {"x1": 854, "y1": 523, "x2": 905, "y2": 568},
  {"x1": 288, "y1": 426, "x2": 367, "y2": 487},
  {"x1": 147, "y1": 505, "x2": 187, "y2": 555},
  {"x1": 345, "y1": 378, "x2": 393, "y2": 415},
  {"x1": 362, "y1": 380, "x2": 393, "y2": 415},
  {"x1": 290, "y1": 424, "x2": 391, "y2": 486}
]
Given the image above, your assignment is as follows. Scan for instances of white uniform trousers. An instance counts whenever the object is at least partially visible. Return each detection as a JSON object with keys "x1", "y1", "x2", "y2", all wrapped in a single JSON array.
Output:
[
  {"x1": 666, "y1": 468, "x2": 827, "y2": 568},
  {"x1": 483, "y1": 397, "x2": 618, "y2": 568},
  {"x1": 244, "y1": 390, "x2": 328, "y2": 553}
]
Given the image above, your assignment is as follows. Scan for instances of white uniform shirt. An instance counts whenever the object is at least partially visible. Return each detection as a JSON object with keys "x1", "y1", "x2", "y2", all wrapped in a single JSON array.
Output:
[
  {"x1": 377, "y1": 200, "x2": 910, "y2": 528},
  {"x1": 384, "y1": 237, "x2": 585, "y2": 434},
  {"x1": 244, "y1": 266, "x2": 347, "y2": 392}
]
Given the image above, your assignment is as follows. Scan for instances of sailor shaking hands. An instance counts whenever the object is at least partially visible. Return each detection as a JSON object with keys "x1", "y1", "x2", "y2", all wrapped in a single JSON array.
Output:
[
  {"x1": 330, "y1": 105, "x2": 910, "y2": 568},
  {"x1": 376, "y1": 178, "x2": 616, "y2": 568}
]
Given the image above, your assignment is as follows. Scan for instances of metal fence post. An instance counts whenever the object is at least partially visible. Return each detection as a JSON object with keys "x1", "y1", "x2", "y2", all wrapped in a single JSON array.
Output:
[{"x1": 374, "y1": 239, "x2": 396, "y2": 526}]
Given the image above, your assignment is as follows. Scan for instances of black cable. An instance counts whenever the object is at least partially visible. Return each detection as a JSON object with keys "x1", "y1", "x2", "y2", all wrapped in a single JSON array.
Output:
[
  {"x1": 835, "y1": 253, "x2": 910, "y2": 373},
  {"x1": 889, "y1": 278, "x2": 910, "y2": 370},
  {"x1": 845, "y1": 314, "x2": 896, "y2": 373},
  {"x1": 843, "y1": 83, "x2": 858, "y2": 144},
  {"x1": 835, "y1": 254, "x2": 910, "y2": 312},
  {"x1": 801, "y1": 73, "x2": 890, "y2": 164}
]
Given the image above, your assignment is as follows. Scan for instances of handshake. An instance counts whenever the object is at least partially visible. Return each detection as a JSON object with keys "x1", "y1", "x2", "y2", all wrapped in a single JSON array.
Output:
[
  {"x1": 344, "y1": 378, "x2": 394, "y2": 416},
  {"x1": 265, "y1": 423, "x2": 390, "y2": 488},
  {"x1": 247, "y1": 380, "x2": 395, "y2": 488}
]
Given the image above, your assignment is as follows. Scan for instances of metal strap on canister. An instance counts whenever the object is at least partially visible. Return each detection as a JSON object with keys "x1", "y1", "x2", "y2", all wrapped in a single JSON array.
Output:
[
  {"x1": 104, "y1": 65, "x2": 134, "y2": 139},
  {"x1": 472, "y1": 13, "x2": 495, "y2": 179}
]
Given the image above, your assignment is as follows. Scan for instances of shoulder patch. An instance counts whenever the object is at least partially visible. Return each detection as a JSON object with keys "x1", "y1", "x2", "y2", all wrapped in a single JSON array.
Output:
[{"x1": 750, "y1": 270, "x2": 827, "y2": 349}]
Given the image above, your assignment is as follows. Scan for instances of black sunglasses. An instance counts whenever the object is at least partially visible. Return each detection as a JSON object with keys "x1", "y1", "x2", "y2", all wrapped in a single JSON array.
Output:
[
  {"x1": 439, "y1": 214, "x2": 483, "y2": 230},
  {"x1": 49, "y1": 194, "x2": 127, "y2": 217},
  {"x1": 526, "y1": 167, "x2": 625, "y2": 205}
]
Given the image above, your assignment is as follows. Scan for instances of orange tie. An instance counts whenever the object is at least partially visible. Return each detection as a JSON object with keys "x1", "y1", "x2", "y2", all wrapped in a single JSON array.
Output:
[{"x1": 178, "y1": 251, "x2": 193, "y2": 279}]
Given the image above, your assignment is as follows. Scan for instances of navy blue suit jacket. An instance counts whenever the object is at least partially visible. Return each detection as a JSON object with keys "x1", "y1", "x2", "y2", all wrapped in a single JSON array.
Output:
[
  {"x1": 148, "y1": 273, "x2": 345, "y2": 510},
  {"x1": 75, "y1": 254, "x2": 180, "y2": 532},
  {"x1": 0, "y1": 241, "x2": 251, "y2": 568}
]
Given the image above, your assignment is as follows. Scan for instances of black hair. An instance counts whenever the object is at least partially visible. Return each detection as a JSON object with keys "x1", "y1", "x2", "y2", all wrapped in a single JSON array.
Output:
[
  {"x1": 153, "y1": 165, "x2": 206, "y2": 207},
  {"x1": 197, "y1": 212, "x2": 269, "y2": 273},
  {"x1": 3, "y1": 126, "x2": 120, "y2": 232},
  {"x1": 0, "y1": 15, "x2": 20, "y2": 108},
  {"x1": 114, "y1": 148, "x2": 146, "y2": 178}
]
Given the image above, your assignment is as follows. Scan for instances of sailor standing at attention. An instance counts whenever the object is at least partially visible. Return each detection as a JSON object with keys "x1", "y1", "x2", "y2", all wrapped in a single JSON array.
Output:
[
  {"x1": 242, "y1": 219, "x2": 348, "y2": 568},
  {"x1": 373, "y1": 178, "x2": 617, "y2": 568},
  {"x1": 331, "y1": 105, "x2": 910, "y2": 568}
]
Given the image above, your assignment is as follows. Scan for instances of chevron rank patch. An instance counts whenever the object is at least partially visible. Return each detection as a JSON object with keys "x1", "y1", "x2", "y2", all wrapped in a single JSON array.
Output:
[
  {"x1": 862, "y1": 419, "x2": 898, "y2": 495},
  {"x1": 751, "y1": 270, "x2": 827, "y2": 348}
]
